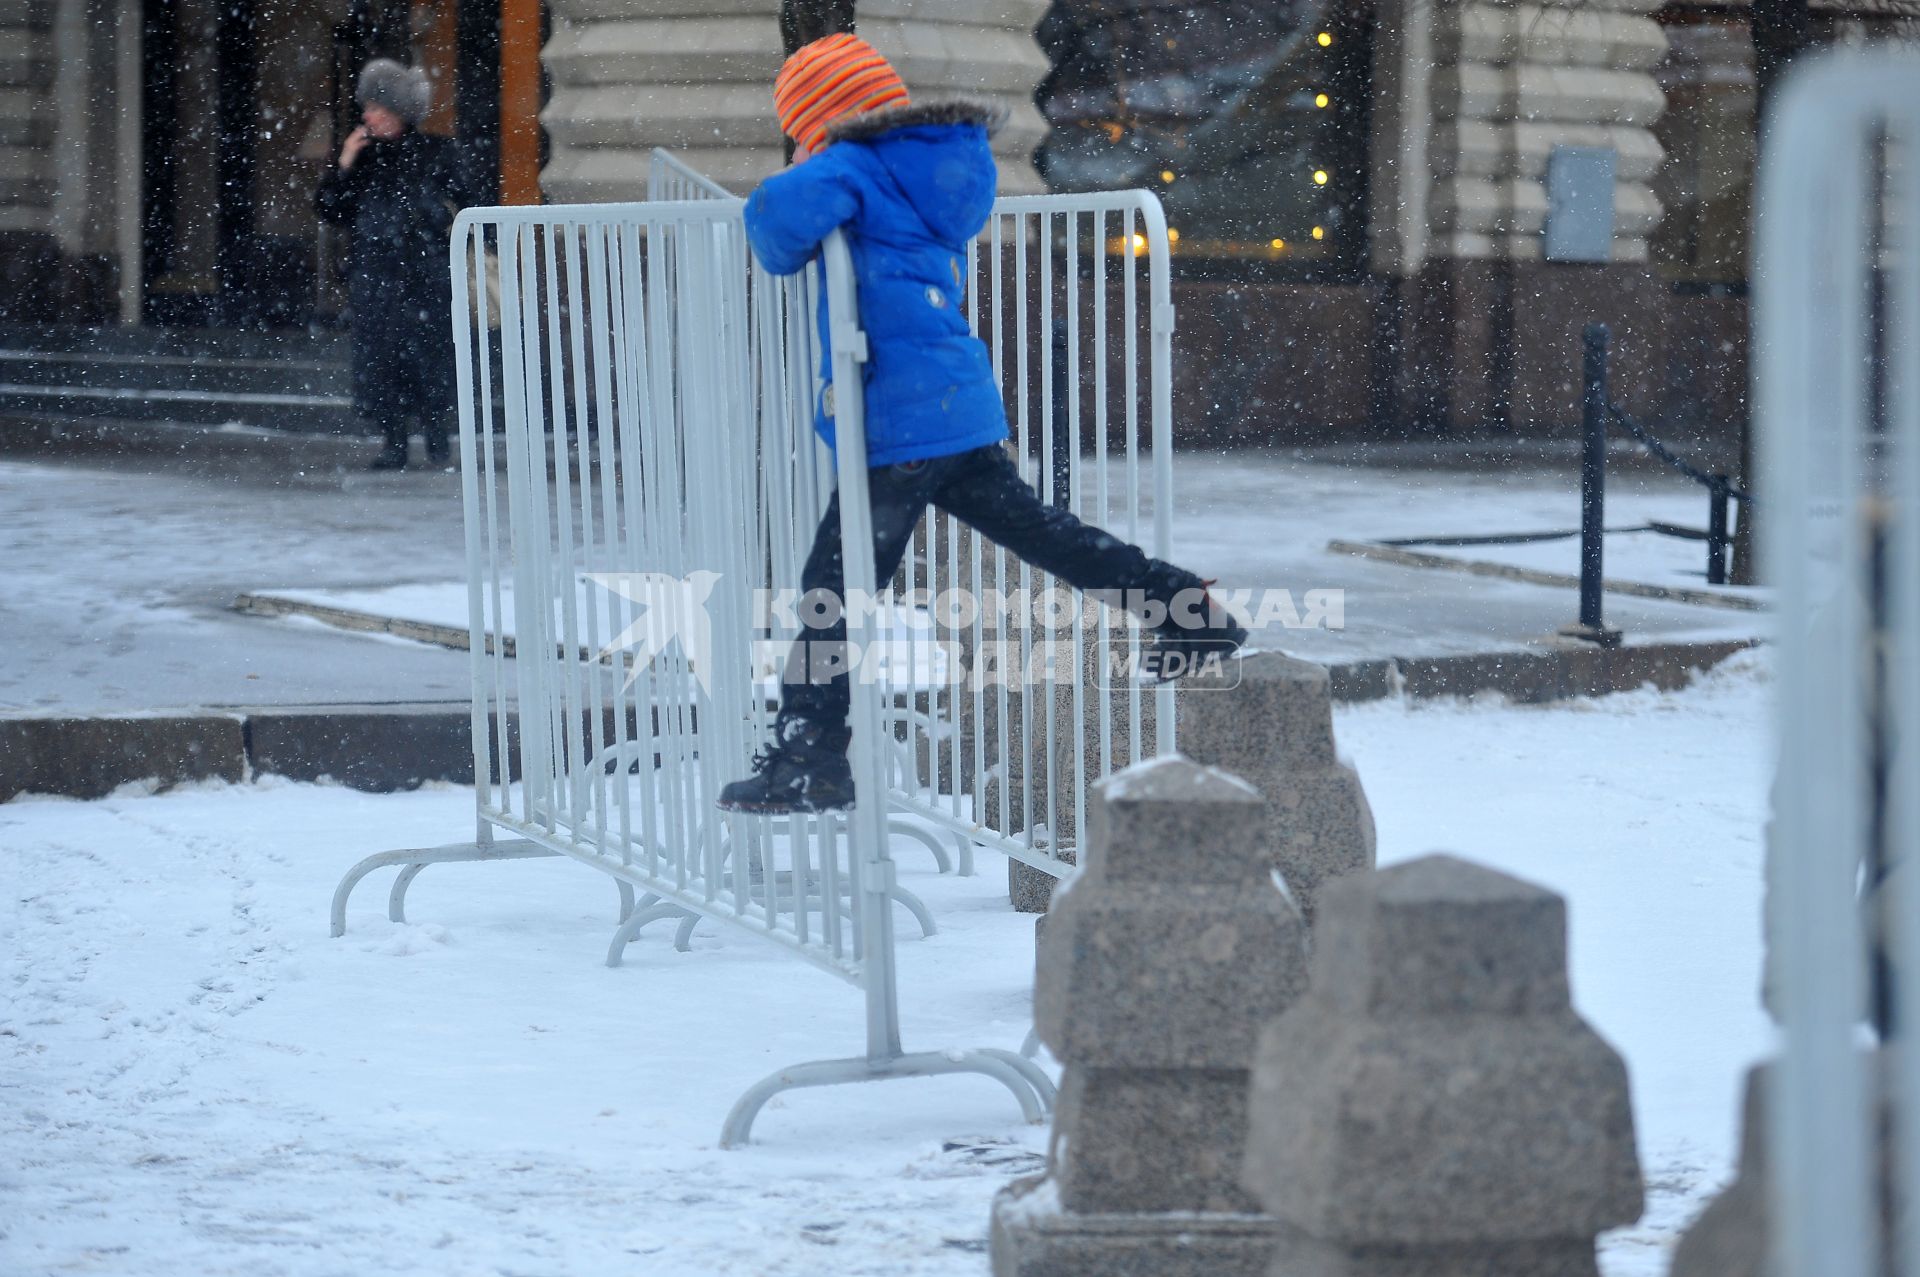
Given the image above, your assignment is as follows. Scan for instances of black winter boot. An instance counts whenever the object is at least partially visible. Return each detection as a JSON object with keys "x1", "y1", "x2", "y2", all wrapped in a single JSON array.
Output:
[
  {"x1": 1143, "y1": 582, "x2": 1248, "y2": 682},
  {"x1": 717, "y1": 716, "x2": 855, "y2": 813}
]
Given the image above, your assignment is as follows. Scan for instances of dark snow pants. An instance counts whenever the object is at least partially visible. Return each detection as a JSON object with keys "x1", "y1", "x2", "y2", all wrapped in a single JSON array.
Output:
[{"x1": 776, "y1": 443, "x2": 1204, "y2": 746}]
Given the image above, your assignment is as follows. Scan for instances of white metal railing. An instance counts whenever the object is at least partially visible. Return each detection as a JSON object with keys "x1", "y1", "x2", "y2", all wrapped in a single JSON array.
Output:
[
  {"x1": 328, "y1": 156, "x2": 1179, "y2": 1142},
  {"x1": 1759, "y1": 47, "x2": 1920, "y2": 1277},
  {"x1": 647, "y1": 147, "x2": 733, "y2": 202}
]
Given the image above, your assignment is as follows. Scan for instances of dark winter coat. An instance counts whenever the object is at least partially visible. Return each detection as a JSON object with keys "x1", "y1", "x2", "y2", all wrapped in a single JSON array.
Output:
[
  {"x1": 314, "y1": 129, "x2": 472, "y2": 419},
  {"x1": 743, "y1": 101, "x2": 1010, "y2": 468}
]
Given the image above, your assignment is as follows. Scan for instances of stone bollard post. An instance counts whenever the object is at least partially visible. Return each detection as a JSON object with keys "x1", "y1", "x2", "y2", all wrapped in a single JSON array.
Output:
[
  {"x1": 991, "y1": 755, "x2": 1309, "y2": 1277},
  {"x1": 1241, "y1": 855, "x2": 1644, "y2": 1276},
  {"x1": 1670, "y1": 1052, "x2": 1897, "y2": 1276},
  {"x1": 1668, "y1": 1064, "x2": 1769, "y2": 1276},
  {"x1": 1180, "y1": 651, "x2": 1376, "y2": 924}
]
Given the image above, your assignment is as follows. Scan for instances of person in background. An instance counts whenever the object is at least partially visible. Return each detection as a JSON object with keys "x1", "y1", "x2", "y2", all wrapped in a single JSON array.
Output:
[{"x1": 315, "y1": 58, "x2": 473, "y2": 471}]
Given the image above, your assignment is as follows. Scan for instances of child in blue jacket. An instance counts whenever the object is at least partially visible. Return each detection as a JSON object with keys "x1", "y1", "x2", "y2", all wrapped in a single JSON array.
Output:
[{"x1": 719, "y1": 34, "x2": 1244, "y2": 814}]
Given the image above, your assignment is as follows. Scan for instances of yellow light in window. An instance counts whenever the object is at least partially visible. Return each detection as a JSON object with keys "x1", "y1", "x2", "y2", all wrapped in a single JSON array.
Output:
[
  {"x1": 1161, "y1": 170, "x2": 1175, "y2": 184},
  {"x1": 1132, "y1": 233, "x2": 1147, "y2": 255},
  {"x1": 1270, "y1": 238, "x2": 1286, "y2": 250},
  {"x1": 1313, "y1": 169, "x2": 1329, "y2": 185},
  {"x1": 1167, "y1": 228, "x2": 1181, "y2": 243},
  {"x1": 1312, "y1": 225, "x2": 1326, "y2": 240},
  {"x1": 1317, "y1": 31, "x2": 1333, "y2": 46},
  {"x1": 1315, "y1": 93, "x2": 1330, "y2": 109}
]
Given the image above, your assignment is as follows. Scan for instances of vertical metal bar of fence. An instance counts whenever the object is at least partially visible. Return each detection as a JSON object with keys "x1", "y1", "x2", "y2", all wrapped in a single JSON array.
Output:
[
  {"x1": 503, "y1": 223, "x2": 548, "y2": 828},
  {"x1": 1886, "y1": 76, "x2": 1920, "y2": 1277},
  {"x1": 453, "y1": 225, "x2": 496, "y2": 841},
  {"x1": 1123, "y1": 204, "x2": 1144, "y2": 763},
  {"x1": 1092, "y1": 210, "x2": 1113, "y2": 774},
  {"x1": 616, "y1": 220, "x2": 666, "y2": 879},
  {"x1": 1758, "y1": 52, "x2": 1887, "y2": 1277},
  {"x1": 1140, "y1": 196, "x2": 1178, "y2": 753},
  {"x1": 1065, "y1": 212, "x2": 1088, "y2": 848},
  {"x1": 820, "y1": 229, "x2": 899, "y2": 1059}
]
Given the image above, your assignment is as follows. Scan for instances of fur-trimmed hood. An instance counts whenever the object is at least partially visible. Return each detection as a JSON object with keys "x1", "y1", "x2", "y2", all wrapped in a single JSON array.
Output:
[{"x1": 824, "y1": 99, "x2": 1007, "y2": 146}]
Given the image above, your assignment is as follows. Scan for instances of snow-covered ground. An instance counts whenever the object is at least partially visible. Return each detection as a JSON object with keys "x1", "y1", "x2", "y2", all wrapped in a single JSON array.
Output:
[
  {"x1": 1, "y1": 654, "x2": 1773, "y2": 1276},
  {"x1": 1, "y1": 453, "x2": 1759, "y2": 713}
]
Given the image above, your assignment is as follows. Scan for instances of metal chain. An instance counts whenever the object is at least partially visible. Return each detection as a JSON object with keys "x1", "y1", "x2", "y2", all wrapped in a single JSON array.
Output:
[{"x1": 1604, "y1": 399, "x2": 1753, "y2": 504}]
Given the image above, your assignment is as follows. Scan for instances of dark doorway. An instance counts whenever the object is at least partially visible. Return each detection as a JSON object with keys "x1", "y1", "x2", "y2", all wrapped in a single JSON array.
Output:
[{"x1": 140, "y1": 0, "x2": 503, "y2": 329}]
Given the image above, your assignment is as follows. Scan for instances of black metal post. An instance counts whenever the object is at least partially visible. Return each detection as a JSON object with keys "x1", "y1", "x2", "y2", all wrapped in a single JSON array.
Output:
[
  {"x1": 1707, "y1": 477, "x2": 1730, "y2": 586},
  {"x1": 1561, "y1": 323, "x2": 1623, "y2": 646}
]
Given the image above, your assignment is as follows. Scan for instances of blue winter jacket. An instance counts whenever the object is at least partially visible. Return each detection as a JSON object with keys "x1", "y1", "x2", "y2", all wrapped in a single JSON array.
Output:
[{"x1": 743, "y1": 101, "x2": 1010, "y2": 467}]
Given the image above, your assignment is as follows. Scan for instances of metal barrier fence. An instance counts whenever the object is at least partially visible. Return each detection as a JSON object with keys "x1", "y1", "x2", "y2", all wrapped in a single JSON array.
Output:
[
  {"x1": 1759, "y1": 48, "x2": 1920, "y2": 1277},
  {"x1": 328, "y1": 163, "x2": 1179, "y2": 1142},
  {"x1": 647, "y1": 147, "x2": 732, "y2": 202}
]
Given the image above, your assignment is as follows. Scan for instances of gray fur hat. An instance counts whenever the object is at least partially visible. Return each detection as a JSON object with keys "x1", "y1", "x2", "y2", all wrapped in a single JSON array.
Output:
[{"x1": 356, "y1": 58, "x2": 431, "y2": 126}]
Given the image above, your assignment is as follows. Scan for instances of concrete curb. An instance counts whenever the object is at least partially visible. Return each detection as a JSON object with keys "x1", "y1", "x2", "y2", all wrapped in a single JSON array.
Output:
[
  {"x1": 1324, "y1": 638, "x2": 1758, "y2": 704},
  {"x1": 0, "y1": 704, "x2": 481, "y2": 803},
  {"x1": 232, "y1": 592, "x2": 496, "y2": 654},
  {"x1": 1327, "y1": 537, "x2": 1768, "y2": 613},
  {"x1": 1, "y1": 640, "x2": 1756, "y2": 802}
]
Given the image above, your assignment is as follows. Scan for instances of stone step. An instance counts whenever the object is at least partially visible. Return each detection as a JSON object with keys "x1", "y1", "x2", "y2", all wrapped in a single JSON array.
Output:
[
  {"x1": 0, "y1": 323, "x2": 358, "y2": 434},
  {"x1": 0, "y1": 347, "x2": 349, "y2": 398},
  {"x1": 0, "y1": 322, "x2": 350, "y2": 361},
  {"x1": 0, "y1": 382, "x2": 358, "y2": 434}
]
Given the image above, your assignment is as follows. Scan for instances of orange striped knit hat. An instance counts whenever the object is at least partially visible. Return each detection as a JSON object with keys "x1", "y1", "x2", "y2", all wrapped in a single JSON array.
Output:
[{"x1": 774, "y1": 33, "x2": 910, "y2": 155}]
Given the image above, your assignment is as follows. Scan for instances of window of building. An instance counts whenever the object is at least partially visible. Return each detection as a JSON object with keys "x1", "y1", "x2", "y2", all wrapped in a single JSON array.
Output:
[
  {"x1": 1652, "y1": 9, "x2": 1756, "y2": 289},
  {"x1": 1035, "y1": 0, "x2": 1373, "y2": 278}
]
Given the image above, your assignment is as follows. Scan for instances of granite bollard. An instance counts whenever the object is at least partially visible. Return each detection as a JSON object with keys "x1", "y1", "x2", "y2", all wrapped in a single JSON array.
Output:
[
  {"x1": 1667, "y1": 1064, "x2": 1769, "y2": 1277},
  {"x1": 1242, "y1": 855, "x2": 1644, "y2": 1277},
  {"x1": 1670, "y1": 1053, "x2": 1900, "y2": 1276},
  {"x1": 1180, "y1": 650, "x2": 1375, "y2": 924},
  {"x1": 991, "y1": 755, "x2": 1310, "y2": 1277}
]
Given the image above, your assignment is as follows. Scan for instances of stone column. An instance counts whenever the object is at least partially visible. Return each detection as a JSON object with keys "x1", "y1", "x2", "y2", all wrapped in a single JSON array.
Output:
[
  {"x1": 991, "y1": 756, "x2": 1309, "y2": 1277},
  {"x1": 1368, "y1": 0, "x2": 1670, "y2": 431},
  {"x1": 1242, "y1": 855, "x2": 1644, "y2": 1276},
  {"x1": 1180, "y1": 651, "x2": 1375, "y2": 925},
  {"x1": 541, "y1": 0, "x2": 1050, "y2": 202}
]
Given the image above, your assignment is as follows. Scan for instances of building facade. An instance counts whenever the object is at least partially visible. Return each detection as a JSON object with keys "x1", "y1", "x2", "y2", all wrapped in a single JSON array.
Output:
[{"x1": 2, "y1": 0, "x2": 1913, "y2": 439}]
